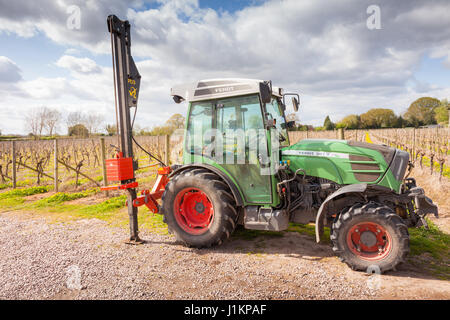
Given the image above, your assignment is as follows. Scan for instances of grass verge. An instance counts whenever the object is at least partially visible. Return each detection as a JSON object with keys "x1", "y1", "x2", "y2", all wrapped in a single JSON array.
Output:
[
  {"x1": 0, "y1": 185, "x2": 52, "y2": 208},
  {"x1": 0, "y1": 185, "x2": 51, "y2": 199},
  {"x1": 0, "y1": 186, "x2": 169, "y2": 235},
  {"x1": 0, "y1": 179, "x2": 36, "y2": 190},
  {"x1": 32, "y1": 188, "x2": 99, "y2": 207},
  {"x1": 408, "y1": 219, "x2": 450, "y2": 280}
]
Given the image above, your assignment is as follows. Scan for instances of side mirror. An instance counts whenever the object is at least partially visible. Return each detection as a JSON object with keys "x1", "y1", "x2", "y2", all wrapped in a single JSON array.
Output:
[
  {"x1": 281, "y1": 121, "x2": 296, "y2": 129},
  {"x1": 292, "y1": 97, "x2": 299, "y2": 112},
  {"x1": 173, "y1": 95, "x2": 184, "y2": 104},
  {"x1": 282, "y1": 93, "x2": 300, "y2": 112},
  {"x1": 259, "y1": 81, "x2": 272, "y2": 103}
]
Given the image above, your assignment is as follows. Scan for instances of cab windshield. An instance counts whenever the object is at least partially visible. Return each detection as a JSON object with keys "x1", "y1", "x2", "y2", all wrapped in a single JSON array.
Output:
[{"x1": 265, "y1": 97, "x2": 289, "y2": 146}]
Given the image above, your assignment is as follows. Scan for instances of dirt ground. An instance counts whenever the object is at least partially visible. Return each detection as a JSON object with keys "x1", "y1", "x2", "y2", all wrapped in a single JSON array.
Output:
[{"x1": 0, "y1": 208, "x2": 448, "y2": 300}]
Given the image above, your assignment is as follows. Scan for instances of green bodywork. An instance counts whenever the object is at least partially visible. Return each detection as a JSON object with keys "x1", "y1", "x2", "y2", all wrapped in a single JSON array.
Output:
[
  {"x1": 182, "y1": 96, "x2": 402, "y2": 208},
  {"x1": 281, "y1": 139, "x2": 401, "y2": 192}
]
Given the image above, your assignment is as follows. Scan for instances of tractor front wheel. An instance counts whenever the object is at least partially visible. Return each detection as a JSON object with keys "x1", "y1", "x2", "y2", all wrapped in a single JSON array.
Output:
[
  {"x1": 331, "y1": 202, "x2": 409, "y2": 273},
  {"x1": 161, "y1": 168, "x2": 238, "y2": 248}
]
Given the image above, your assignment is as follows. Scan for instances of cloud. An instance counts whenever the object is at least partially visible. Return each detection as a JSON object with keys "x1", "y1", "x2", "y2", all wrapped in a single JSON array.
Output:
[
  {"x1": 0, "y1": 55, "x2": 116, "y2": 134},
  {"x1": 64, "y1": 48, "x2": 82, "y2": 56},
  {"x1": 0, "y1": 56, "x2": 22, "y2": 82},
  {"x1": 123, "y1": 0, "x2": 450, "y2": 96},
  {"x1": 56, "y1": 55, "x2": 101, "y2": 74},
  {"x1": 18, "y1": 77, "x2": 69, "y2": 99},
  {"x1": 2, "y1": 0, "x2": 449, "y2": 93},
  {"x1": 0, "y1": 0, "x2": 135, "y2": 53},
  {"x1": 0, "y1": 0, "x2": 450, "y2": 133}
]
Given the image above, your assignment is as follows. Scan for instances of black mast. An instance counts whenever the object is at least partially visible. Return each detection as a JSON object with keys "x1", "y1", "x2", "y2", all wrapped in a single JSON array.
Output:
[{"x1": 107, "y1": 15, "x2": 142, "y2": 243}]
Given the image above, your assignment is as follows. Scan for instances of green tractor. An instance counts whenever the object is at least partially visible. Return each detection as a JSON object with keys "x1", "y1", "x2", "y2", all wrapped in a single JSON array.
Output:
[
  {"x1": 106, "y1": 15, "x2": 437, "y2": 274},
  {"x1": 163, "y1": 78, "x2": 438, "y2": 273}
]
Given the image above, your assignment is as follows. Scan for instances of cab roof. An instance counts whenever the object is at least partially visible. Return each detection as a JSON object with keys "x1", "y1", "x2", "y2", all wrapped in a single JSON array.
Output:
[{"x1": 171, "y1": 78, "x2": 282, "y2": 103}]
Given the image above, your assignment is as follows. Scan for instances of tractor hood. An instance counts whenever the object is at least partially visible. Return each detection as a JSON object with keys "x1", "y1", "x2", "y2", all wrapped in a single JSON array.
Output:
[{"x1": 281, "y1": 139, "x2": 406, "y2": 191}]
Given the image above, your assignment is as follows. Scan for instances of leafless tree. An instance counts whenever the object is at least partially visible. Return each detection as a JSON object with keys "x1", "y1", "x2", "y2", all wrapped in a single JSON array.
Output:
[
  {"x1": 66, "y1": 111, "x2": 86, "y2": 129},
  {"x1": 43, "y1": 108, "x2": 62, "y2": 136},
  {"x1": 85, "y1": 113, "x2": 104, "y2": 135},
  {"x1": 66, "y1": 111, "x2": 104, "y2": 136},
  {"x1": 25, "y1": 106, "x2": 62, "y2": 138},
  {"x1": 25, "y1": 107, "x2": 45, "y2": 139}
]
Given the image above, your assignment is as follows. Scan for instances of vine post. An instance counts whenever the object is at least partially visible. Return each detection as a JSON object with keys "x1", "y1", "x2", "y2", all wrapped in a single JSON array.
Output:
[
  {"x1": 54, "y1": 139, "x2": 58, "y2": 192},
  {"x1": 11, "y1": 140, "x2": 16, "y2": 189},
  {"x1": 100, "y1": 137, "x2": 109, "y2": 196},
  {"x1": 164, "y1": 134, "x2": 170, "y2": 165}
]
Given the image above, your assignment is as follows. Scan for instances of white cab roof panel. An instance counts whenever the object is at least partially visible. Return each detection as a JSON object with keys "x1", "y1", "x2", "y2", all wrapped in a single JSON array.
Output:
[{"x1": 171, "y1": 78, "x2": 281, "y2": 103}]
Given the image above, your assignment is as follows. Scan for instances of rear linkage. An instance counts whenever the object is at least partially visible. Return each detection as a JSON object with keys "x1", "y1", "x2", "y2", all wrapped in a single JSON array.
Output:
[{"x1": 130, "y1": 166, "x2": 171, "y2": 213}]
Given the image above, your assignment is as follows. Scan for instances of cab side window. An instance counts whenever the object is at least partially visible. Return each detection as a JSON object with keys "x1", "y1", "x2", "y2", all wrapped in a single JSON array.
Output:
[
  {"x1": 216, "y1": 95, "x2": 265, "y2": 162},
  {"x1": 186, "y1": 102, "x2": 213, "y2": 155}
]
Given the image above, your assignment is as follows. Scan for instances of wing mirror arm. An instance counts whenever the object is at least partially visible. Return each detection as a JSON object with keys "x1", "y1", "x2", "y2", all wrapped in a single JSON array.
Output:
[{"x1": 282, "y1": 93, "x2": 300, "y2": 112}]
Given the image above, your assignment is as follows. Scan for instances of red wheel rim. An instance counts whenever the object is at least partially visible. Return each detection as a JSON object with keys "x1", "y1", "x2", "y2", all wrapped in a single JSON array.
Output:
[
  {"x1": 346, "y1": 222, "x2": 392, "y2": 261},
  {"x1": 173, "y1": 187, "x2": 214, "y2": 235}
]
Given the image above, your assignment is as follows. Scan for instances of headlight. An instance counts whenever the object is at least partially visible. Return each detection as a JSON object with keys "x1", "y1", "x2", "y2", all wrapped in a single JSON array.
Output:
[{"x1": 390, "y1": 150, "x2": 409, "y2": 181}]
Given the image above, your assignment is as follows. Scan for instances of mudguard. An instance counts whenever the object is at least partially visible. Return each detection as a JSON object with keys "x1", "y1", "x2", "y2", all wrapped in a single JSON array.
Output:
[
  {"x1": 315, "y1": 184, "x2": 368, "y2": 243},
  {"x1": 169, "y1": 163, "x2": 244, "y2": 206},
  {"x1": 314, "y1": 183, "x2": 439, "y2": 242}
]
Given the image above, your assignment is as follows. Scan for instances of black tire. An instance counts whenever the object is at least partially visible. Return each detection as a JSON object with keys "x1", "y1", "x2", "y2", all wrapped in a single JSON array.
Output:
[
  {"x1": 331, "y1": 201, "x2": 409, "y2": 273},
  {"x1": 161, "y1": 168, "x2": 238, "y2": 248}
]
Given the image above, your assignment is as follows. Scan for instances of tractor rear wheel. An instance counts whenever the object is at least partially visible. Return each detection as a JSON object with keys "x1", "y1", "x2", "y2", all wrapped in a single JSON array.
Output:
[
  {"x1": 161, "y1": 168, "x2": 238, "y2": 248},
  {"x1": 331, "y1": 202, "x2": 409, "y2": 273}
]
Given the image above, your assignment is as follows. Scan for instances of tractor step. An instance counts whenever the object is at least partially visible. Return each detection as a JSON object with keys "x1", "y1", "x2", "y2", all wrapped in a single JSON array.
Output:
[{"x1": 244, "y1": 206, "x2": 289, "y2": 231}]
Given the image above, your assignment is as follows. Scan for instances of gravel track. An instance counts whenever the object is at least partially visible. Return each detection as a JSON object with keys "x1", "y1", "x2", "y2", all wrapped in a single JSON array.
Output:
[{"x1": 0, "y1": 212, "x2": 449, "y2": 300}]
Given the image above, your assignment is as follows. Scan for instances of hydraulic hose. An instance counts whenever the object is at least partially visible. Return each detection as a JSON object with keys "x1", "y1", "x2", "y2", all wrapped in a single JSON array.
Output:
[{"x1": 130, "y1": 105, "x2": 167, "y2": 167}]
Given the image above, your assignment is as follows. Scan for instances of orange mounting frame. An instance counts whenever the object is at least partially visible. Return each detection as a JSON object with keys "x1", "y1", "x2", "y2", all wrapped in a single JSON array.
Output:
[
  {"x1": 131, "y1": 166, "x2": 172, "y2": 213},
  {"x1": 101, "y1": 181, "x2": 138, "y2": 191}
]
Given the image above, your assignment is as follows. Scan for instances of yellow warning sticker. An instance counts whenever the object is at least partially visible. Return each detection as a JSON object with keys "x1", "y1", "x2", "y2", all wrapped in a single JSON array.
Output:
[{"x1": 129, "y1": 87, "x2": 137, "y2": 99}]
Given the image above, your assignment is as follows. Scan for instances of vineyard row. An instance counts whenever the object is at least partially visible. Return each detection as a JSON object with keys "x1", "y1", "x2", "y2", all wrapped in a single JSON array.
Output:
[{"x1": 0, "y1": 127, "x2": 448, "y2": 190}]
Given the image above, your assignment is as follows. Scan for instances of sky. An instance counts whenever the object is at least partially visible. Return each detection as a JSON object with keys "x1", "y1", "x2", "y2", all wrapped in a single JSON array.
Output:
[{"x1": 0, "y1": 0, "x2": 449, "y2": 135}]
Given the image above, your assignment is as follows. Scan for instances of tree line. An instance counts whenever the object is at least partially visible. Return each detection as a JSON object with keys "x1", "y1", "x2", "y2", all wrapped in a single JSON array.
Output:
[
  {"x1": 16, "y1": 106, "x2": 185, "y2": 139},
  {"x1": 23, "y1": 106, "x2": 104, "y2": 139},
  {"x1": 290, "y1": 97, "x2": 449, "y2": 131},
  {"x1": 8, "y1": 96, "x2": 449, "y2": 139}
]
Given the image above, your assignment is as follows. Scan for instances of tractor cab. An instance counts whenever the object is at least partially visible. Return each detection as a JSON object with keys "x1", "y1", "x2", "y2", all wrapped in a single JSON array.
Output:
[{"x1": 171, "y1": 79, "x2": 298, "y2": 206}]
